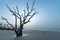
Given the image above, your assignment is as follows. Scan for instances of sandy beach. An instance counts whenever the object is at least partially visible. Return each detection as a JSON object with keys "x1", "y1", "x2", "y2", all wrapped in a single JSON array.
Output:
[{"x1": 0, "y1": 30, "x2": 60, "y2": 40}]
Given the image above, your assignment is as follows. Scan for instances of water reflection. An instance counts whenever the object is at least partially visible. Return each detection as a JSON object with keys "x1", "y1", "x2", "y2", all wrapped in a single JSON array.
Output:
[
  {"x1": 11, "y1": 34, "x2": 30, "y2": 40},
  {"x1": 12, "y1": 34, "x2": 29, "y2": 37}
]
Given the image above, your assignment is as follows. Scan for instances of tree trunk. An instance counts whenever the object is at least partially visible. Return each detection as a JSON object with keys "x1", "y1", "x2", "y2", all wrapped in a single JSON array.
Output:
[
  {"x1": 15, "y1": 29, "x2": 22, "y2": 37},
  {"x1": 15, "y1": 24, "x2": 23, "y2": 37}
]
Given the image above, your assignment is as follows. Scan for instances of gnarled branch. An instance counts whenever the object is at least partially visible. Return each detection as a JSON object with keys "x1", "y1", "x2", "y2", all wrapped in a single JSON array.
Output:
[
  {"x1": 1, "y1": 16, "x2": 14, "y2": 29},
  {"x1": 23, "y1": 0, "x2": 39, "y2": 24},
  {"x1": 24, "y1": 11, "x2": 39, "y2": 24}
]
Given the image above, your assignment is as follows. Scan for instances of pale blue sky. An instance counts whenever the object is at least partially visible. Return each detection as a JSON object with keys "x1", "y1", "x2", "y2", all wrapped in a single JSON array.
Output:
[{"x1": 0, "y1": 0, "x2": 60, "y2": 30}]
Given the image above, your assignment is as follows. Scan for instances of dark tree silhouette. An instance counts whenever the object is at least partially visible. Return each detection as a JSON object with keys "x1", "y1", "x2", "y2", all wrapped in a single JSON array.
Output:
[
  {"x1": 0, "y1": 24, "x2": 2, "y2": 25},
  {"x1": 1, "y1": 1, "x2": 39, "y2": 37}
]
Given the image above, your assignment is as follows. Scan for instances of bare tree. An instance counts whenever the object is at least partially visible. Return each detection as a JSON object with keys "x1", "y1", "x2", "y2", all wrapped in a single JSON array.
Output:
[{"x1": 1, "y1": 1, "x2": 39, "y2": 37}]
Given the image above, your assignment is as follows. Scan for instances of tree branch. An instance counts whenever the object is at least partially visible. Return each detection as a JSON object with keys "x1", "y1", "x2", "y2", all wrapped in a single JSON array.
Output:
[
  {"x1": 24, "y1": 11, "x2": 39, "y2": 24},
  {"x1": 16, "y1": 6, "x2": 22, "y2": 27},
  {"x1": 6, "y1": 5, "x2": 20, "y2": 19},
  {"x1": 1, "y1": 16, "x2": 14, "y2": 29},
  {"x1": 30, "y1": 0, "x2": 35, "y2": 13},
  {"x1": 6, "y1": 5, "x2": 23, "y2": 30},
  {"x1": 6, "y1": 4, "x2": 15, "y2": 14},
  {"x1": 16, "y1": 6, "x2": 21, "y2": 18},
  {"x1": 23, "y1": 0, "x2": 38, "y2": 24}
]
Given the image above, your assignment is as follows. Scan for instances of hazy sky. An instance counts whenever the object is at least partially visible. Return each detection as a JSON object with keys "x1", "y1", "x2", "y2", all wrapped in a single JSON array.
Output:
[{"x1": 0, "y1": 0, "x2": 60, "y2": 30}]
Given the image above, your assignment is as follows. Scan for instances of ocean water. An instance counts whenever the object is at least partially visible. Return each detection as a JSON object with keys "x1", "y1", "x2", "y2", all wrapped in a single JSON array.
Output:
[
  {"x1": 0, "y1": 26, "x2": 60, "y2": 40},
  {"x1": 0, "y1": 30, "x2": 28, "y2": 40},
  {"x1": 33, "y1": 26, "x2": 60, "y2": 32},
  {"x1": 0, "y1": 30, "x2": 41, "y2": 40},
  {"x1": 36, "y1": 28, "x2": 60, "y2": 32},
  {"x1": 0, "y1": 29, "x2": 60, "y2": 40}
]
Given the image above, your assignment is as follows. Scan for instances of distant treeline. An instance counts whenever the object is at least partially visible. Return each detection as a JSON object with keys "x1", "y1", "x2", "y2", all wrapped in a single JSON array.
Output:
[{"x1": 0, "y1": 26, "x2": 14, "y2": 30}]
